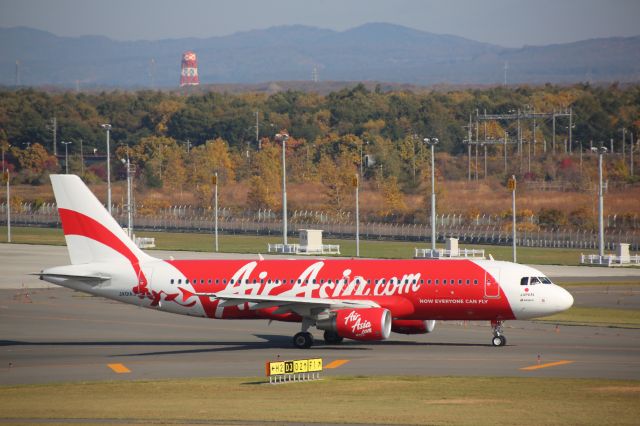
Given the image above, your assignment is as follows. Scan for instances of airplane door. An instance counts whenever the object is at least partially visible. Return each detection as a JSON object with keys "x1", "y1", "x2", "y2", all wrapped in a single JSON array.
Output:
[{"x1": 484, "y1": 266, "x2": 501, "y2": 299}]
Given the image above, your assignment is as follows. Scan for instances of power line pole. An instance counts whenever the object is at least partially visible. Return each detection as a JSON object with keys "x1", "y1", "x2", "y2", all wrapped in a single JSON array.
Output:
[
  {"x1": 631, "y1": 132, "x2": 635, "y2": 177},
  {"x1": 50, "y1": 117, "x2": 57, "y2": 156},
  {"x1": 552, "y1": 110, "x2": 556, "y2": 153},
  {"x1": 569, "y1": 107, "x2": 573, "y2": 154},
  {"x1": 621, "y1": 128, "x2": 626, "y2": 164},
  {"x1": 255, "y1": 111, "x2": 260, "y2": 150}
]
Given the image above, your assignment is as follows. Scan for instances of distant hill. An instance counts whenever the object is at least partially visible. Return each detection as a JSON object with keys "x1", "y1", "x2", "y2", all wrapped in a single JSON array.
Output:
[{"x1": 1, "y1": 23, "x2": 639, "y2": 88}]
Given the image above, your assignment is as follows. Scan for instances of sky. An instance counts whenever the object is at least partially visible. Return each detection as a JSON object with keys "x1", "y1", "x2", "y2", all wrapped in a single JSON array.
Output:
[{"x1": 0, "y1": 0, "x2": 639, "y2": 47}]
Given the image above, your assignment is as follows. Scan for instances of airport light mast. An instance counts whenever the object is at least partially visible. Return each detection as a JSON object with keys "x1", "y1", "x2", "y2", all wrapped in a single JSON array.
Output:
[
  {"x1": 597, "y1": 145, "x2": 607, "y2": 258},
  {"x1": 61, "y1": 141, "x2": 72, "y2": 174},
  {"x1": 424, "y1": 137, "x2": 439, "y2": 252},
  {"x1": 276, "y1": 131, "x2": 289, "y2": 245},
  {"x1": 100, "y1": 124, "x2": 112, "y2": 214}
]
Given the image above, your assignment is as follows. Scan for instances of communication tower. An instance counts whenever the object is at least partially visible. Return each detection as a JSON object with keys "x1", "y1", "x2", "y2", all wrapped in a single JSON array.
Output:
[{"x1": 180, "y1": 51, "x2": 200, "y2": 86}]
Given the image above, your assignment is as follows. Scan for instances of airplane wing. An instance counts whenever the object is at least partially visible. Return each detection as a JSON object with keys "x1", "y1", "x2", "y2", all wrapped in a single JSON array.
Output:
[{"x1": 193, "y1": 291, "x2": 379, "y2": 317}]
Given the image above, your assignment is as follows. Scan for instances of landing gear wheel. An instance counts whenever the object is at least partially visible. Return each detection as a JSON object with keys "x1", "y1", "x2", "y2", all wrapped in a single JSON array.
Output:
[
  {"x1": 323, "y1": 330, "x2": 344, "y2": 344},
  {"x1": 491, "y1": 335, "x2": 507, "y2": 347},
  {"x1": 293, "y1": 331, "x2": 314, "y2": 349}
]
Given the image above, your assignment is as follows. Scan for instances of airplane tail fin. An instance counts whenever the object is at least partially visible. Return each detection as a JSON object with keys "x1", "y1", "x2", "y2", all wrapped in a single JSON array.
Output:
[{"x1": 50, "y1": 174, "x2": 155, "y2": 265}]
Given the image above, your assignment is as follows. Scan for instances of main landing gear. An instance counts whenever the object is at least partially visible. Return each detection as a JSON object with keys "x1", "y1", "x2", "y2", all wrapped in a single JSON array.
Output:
[
  {"x1": 293, "y1": 331, "x2": 314, "y2": 349},
  {"x1": 293, "y1": 318, "x2": 315, "y2": 349},
  {"x1": 491, "y1": 320, "x2": 507, "y2": 347}
]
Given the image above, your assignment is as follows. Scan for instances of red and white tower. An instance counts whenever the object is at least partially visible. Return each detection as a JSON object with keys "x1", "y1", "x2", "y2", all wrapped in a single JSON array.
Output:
[{"x1": 180, "y1": 51, "x2": 200, "y2": 86}]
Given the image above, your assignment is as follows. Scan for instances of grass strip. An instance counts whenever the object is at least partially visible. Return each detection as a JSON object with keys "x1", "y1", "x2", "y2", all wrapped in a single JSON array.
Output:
[
  {"x1": 0, "y1": 376, "x2": 639, "y2": 426},
  {"x1": 537, "y1": 306, "x2": 640, "y2": 328},
  {"x1": 1, "y1": 226, "x2": 594, "y2": 265}
]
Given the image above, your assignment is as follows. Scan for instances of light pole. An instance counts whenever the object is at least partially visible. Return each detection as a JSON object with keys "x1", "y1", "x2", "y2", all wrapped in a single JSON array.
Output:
[
  {"x1": 120, "y1": 152, "x2": 133, "y2": 238},
  {"x1": 100, "y1": 124, "x2": 112, "y2": 214},
  {"x1": 508, "y1": 175, "x2": 517, "y2": 262},
  {"x1": 3, "y1": 170, "x2": 9, "y2": 243},
  {"x1": 424, "y1": 137, "x2": 439, "y2": 252},
  {"x1": 276, "y1": 131, "x2": 289, "y2": 245},
  {"x1": 61, "y1": 141, "x2": 72, "y2": 174},
  {"x1": 597, "y1": 145, "x2": 608, "y2": 258},
  {"x1": 354, "y1": 174, "x2": 360, "y2": 257},
  {"x1": 213, "y1": 173, "x2": 219, "y2": 252}
]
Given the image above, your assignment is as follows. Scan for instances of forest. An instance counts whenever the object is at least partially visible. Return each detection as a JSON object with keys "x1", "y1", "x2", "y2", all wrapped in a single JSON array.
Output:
[{"x1": 1, "y1": 83, "x2": 639, "y2": 228}]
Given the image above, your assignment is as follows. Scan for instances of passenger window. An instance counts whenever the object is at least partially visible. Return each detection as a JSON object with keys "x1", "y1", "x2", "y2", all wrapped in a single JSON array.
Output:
[
  {"x1": 427, "y1": 279, "x2": 432, "y2": 284},
  {"x1": 223, "y1": 279, "x2": 227, "y2": 284},
  {"x1": 208, "y1": 279, "x2": 212, "y2": 284},
  {"x1": 186, "y1": 279, "x2": 189, "y2": 284},
  {"x1": 178, "y1": 279, "x2": 182, "y2": 284},
  {"x1": 170, "y1": 279, "x2": 174, "y2": 284},
  {"x1": 435, "y1": 279, "x2": 439, "y2": 285},
  {"x1": 466, "y1": 279, "x2": 470, "y2": 285},
  {"x1": 443, "y1": 279, "x2": 447, "y2": 284},
  {"x1": 473, "y1": 280, "x2": 478, "y2": 285}
]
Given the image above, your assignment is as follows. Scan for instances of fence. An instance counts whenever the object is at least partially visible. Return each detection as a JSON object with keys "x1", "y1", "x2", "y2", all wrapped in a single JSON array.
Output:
[{"x1": 1, "y1": 202, "x2": 639, "y2": 251}]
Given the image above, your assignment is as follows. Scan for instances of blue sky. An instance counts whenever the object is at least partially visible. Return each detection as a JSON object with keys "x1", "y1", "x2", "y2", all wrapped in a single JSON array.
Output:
[{"x1": 1, "y1": 0, "x2": 638, "y2": 47}]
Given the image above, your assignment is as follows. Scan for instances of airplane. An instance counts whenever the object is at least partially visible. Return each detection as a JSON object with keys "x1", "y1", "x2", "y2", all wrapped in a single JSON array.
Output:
[{"x1": 40, "y1": 174, "x2": 574, "y2": 348}]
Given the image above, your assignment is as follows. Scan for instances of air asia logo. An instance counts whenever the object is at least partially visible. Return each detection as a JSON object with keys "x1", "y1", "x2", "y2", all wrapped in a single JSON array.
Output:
[
  {"x1": 344, "y1": 310, "x2": 372, "y2": 337},
  {"x1": 222, "y1": 261, "x2": 422, "y2": 298}
]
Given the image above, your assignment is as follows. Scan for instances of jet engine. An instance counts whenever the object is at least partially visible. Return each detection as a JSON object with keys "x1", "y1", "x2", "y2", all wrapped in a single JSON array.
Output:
[
  {"x1": 391, "y1": 319, "x2": 436, "y2": 335},
  {"x1": 317, "y1": 308, "x2": 391, "y2": 341}
]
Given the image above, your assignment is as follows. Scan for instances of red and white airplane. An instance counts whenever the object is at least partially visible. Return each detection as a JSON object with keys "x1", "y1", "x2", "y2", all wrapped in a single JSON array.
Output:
[{"x1": 40, "y1": 175, "x2": 573, "y2": 348}]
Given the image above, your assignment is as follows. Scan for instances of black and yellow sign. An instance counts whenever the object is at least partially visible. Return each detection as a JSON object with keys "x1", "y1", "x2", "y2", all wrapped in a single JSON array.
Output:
[
  {"x1": 211, "y1": 174, "x2": 217, "y2": 185},
  {"x1": 507, "y1": 176, "x2": 516, "y2": 191},
  {"x1": 266, "y1": 358, "x2": 322, "y2": 376}
]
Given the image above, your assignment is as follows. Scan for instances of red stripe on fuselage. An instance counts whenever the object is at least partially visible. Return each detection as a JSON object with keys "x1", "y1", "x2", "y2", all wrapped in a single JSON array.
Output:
[
  {"x1": 165, "y1": 259, "x2": 515, "y2": 321},
  {"x1": 58, "y1": 208, "x2": 147, "y2": 290}
]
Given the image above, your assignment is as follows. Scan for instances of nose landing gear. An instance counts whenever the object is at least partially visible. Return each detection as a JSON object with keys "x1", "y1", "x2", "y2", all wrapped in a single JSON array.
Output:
[{"x1": 491, "y1": 320, "x2": 507, "y2": 346}]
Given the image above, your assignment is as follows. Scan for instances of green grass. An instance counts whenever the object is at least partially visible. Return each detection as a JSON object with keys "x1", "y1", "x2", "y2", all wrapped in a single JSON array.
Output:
[
  {"x1": 0, "y1": 376, "x2": 639, "y2": 425},
  {"x1": 1, "y1": 225, "x2": 596, "y2": 265},
  {"x1": 538, "y1": 306, "x2": 640, "y2": 328}
]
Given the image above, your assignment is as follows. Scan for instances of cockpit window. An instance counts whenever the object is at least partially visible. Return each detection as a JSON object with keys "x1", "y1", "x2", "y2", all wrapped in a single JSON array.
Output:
[{"x1": 521, "y1": 276, "x2": 554, "y2": 286}]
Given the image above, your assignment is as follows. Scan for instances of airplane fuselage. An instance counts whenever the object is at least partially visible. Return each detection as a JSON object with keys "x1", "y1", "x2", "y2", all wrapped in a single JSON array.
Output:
[{"x1": 43, "y1": 257, "x2": 572, "y2": 322}]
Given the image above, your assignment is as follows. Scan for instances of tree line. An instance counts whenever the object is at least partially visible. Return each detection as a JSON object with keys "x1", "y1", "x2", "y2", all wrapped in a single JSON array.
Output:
[{"x1": 1, "y1": 83, "x2": 638, "y2": 222}]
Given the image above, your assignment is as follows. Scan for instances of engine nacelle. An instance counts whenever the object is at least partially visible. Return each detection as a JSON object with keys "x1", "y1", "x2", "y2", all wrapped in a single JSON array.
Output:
[
  {"x1": 317, "y1": 308, "x2": 391, "y2": 341},
  {"x1": 391, "y1": 319, "x2": 436, "y2": 335}
]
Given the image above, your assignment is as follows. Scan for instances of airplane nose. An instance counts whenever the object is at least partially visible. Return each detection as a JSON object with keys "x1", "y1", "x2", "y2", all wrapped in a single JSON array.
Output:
[{"x1": 558, "y1": 287, "x2": 574, "y2": 311}]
